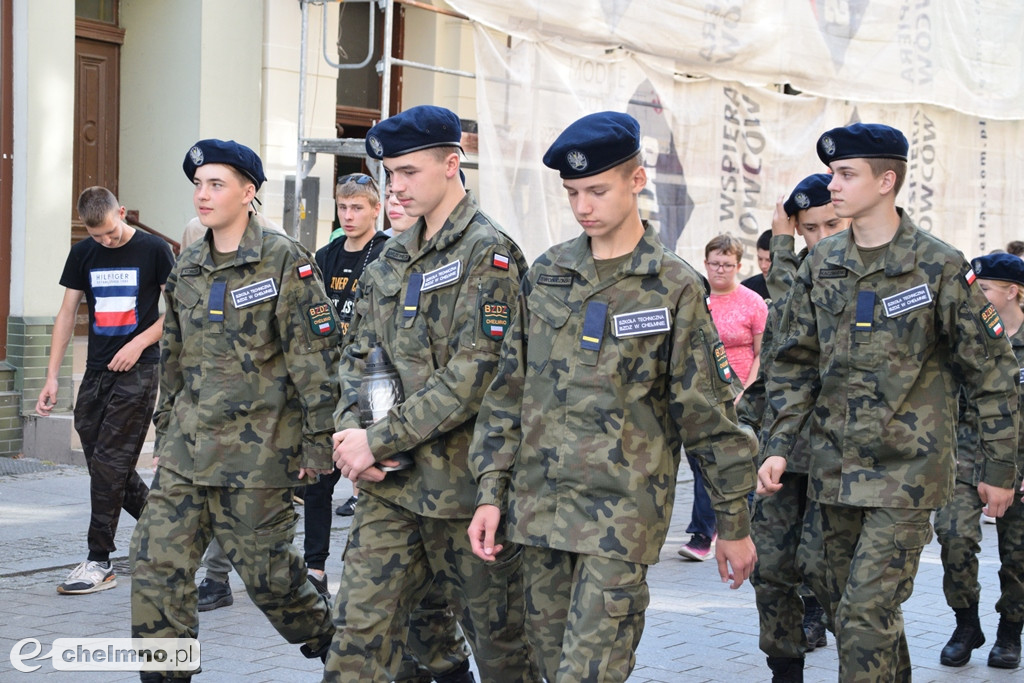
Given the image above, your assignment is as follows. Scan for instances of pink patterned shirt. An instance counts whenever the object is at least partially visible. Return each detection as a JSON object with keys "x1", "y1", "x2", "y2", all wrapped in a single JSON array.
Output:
[{"x1": 709, "y1": 284, "x2": 768, "y2": 384}]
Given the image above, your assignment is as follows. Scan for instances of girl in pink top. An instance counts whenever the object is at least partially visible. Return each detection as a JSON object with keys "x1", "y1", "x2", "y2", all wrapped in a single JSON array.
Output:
[
  {"x1": 705, "y1": 234, "x2": 768, "y2": 385},
  {"x1": 678, "y1": 234, "x2": 767, "y2": 562}
]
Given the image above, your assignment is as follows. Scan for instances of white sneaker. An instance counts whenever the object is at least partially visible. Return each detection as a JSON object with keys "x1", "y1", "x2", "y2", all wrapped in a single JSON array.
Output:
[
  {"x1": 57, "y1": 560, "x2": 117, "y2": 594},
  {"x1": 982, "y1": 513, "x2": 997, "y2": 524}
]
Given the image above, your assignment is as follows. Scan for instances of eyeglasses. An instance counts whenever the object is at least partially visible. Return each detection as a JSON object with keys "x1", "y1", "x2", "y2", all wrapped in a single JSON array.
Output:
[
  {"x1": 706, "y1": 261, "x2": 738, "y2": 271},
  {"x1": 339, "y1": 173, "x2": 378, "y2": 191}
]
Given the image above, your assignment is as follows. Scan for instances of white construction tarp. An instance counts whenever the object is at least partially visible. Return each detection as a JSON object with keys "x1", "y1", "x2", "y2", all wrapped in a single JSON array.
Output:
[{"x1": 447, "y1": 0, "x2": 1024, "y2": 272}]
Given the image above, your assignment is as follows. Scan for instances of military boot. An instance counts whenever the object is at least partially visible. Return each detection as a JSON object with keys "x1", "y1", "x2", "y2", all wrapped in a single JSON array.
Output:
[
  {"x1": 940, "y1": 604, "x2": 985, "y2": 667},
  {"x1": 766, "y1": 655, "x2": 804, "y2": 683},
  {"x1": 802, "y1": 595, "x2": 827, "y2": 651},
  {"x1": 987, "y1": 617, "x2": 1022, "y2": 669}
]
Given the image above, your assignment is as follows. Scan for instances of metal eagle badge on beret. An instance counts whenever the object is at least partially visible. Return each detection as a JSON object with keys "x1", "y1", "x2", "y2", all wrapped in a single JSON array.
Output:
[
  {"x1": 821, "y1": 136, "x2": 836, "y2": 157},
  {"x1": 795, "y1": 192, "x2": 810, "y2": 209},
  {"x1": 307, "y1": 302, "x2": 336, "y2": 337},
  {"x1": 481, "y1": 301, "x2": 511, "y2": 340},
  {"x1": 368, "y1": 136, "x2": 384, "y2": 158},
  {"x1": 566, "y1": 150, "x2": 588, "y2": 172},
  {"x1": 189, "y1": 146, "x2": 204, "y2": 166}
]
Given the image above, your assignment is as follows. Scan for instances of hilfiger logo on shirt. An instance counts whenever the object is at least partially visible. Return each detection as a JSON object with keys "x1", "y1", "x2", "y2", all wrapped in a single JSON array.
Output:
[{"x1": 90, "y1": 268, "x2": 139, "y2": 336}]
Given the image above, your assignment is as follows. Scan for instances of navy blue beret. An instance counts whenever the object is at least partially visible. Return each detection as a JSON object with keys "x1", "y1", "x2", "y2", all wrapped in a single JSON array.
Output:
[
  {"x1": 366, "y1": 106, "x2": 462, "y2": 160},
  {"x1": 972, "y1": 253, "x2": 1024, "y2": 286},
  {"x1": 816, "y1": 123, "x2": 909, "y2": 165},
  {"x1": 783, "y1": 173, "x2": 833, "y2": 217},
  {"x1": 183, "y1": 139, "x2": 266, "y2": 190},
  {"x1": 543, "y1": 111, "x2": 641, "y2": 179}
]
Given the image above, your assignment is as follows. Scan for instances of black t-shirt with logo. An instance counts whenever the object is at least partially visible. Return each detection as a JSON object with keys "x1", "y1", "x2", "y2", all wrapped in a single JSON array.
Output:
[
  {"x1": 59, "y1": 230, "x2": 174, "y2": 371},
  {"x1": 315, "y1": 232, "x2": 388, "y2": 337}
]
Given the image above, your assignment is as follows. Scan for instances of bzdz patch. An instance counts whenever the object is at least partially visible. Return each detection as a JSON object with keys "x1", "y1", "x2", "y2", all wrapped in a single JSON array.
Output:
[
  {"x1": 713, "y1": 342, "x2": 734, "y2": 383},
  {"x1": 307, "y1": 302, "x2": 336, "y2": 337},
  {"x1": 980, "y1": 303, "x2": 1005, "y2": 338},
  {"x1": 481, "y1": 301, "x2": 510, "y2": 340}
]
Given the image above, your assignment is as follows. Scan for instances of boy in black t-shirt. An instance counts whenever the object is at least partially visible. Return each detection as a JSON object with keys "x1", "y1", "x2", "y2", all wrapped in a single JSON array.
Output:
[
  {"x1": 305, "y1": 172, "x2": 388, "y2": 593},
  {"x1": 36, "y1": 186, "x2": 173, "y2": 594}
]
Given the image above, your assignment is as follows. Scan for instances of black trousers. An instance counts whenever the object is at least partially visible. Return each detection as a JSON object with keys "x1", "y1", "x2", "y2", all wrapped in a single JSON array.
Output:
[{"x1": 73, "y1": 363, "x2": 158, "y2": 561}]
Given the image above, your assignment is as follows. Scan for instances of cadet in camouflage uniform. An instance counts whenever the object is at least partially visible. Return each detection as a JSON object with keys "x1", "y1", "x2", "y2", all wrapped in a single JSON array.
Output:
[
  {"x1": 761, "y1": 123, "x2": 1020, "y2": 683},
  {"x1": 131, "y1": 140, "x2": 339, "y2": 682},
  {"x1": 748, "y1": 173, "x2": 849, "y2": 681},
  {"x1": 933, "y1": 252, "x2": 1024, "y2": 670},
  {"x1": 467, "y1": 111, "x2": 758, "y2": 682},
  {"x1": 324, "y1": 106, "x2": 538, "y2": 683}
]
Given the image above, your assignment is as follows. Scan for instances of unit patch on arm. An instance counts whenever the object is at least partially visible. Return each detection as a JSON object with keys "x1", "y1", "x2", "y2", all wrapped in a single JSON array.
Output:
[
  {"x1": 980, "y1": 303, "x2": 1005, "y2": 338},
  {"x1": 307, "y1": 302, "x2": 336, "y2": 337},
  {"x1": 481, "y1": 301, "x2": 511, "y2": 340},
  {"x1": 713, "y1": 342, "x2": 734, "y2": 383}
]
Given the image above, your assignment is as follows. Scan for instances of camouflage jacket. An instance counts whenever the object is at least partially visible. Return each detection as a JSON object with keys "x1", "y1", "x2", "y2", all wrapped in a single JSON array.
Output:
[
  {"x1": 954, "y1": 323, "x2": 1024, "y2": 487},
  {"x1": 470, "y1": 224, "x2": 757, "y2": 565},
  {"x1": 738, "y1": 234, "x2": 815, "y2": 471},
  {"x1": 764, "y1": 209, "x2": 1019, "y2": 508},
  {"x1": 335, "y1": 191, "x2": 525, "y2": 519},
  {"x1": 154, "y1": 215, "x2": 341, "y2": 488}
]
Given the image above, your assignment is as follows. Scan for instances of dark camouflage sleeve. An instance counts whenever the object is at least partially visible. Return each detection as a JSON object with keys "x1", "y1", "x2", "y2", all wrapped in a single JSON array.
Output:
[
  {"x1": 762, "y1": 258, "x2": 821, "y2": 461},
  {"x1": 469, "y1": 278, "x2": 529, "y2": 510},
  {"x1": 276, "y1": 251, "x2": 342, "y2": 471},
  {"x1": 365, "y1": 244, "x2": 522, "y2": 461},
  {"x1": 944, "y1": 261, "x2": 1019, "y2": 488},
  {"x1": 153, "y1": 268, "x2": 183, "y2": 444},
  {"x1": 670, "y1": 281, "x2": 757, "y2": 541},
  {"x1": 766, "y1": 234, "x2": 801, "y2": 302}
]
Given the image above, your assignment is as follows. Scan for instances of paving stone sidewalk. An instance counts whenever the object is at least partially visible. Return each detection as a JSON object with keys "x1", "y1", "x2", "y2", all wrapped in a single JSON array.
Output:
[{"x1": 0, "y1": 459, "x2": 1019, "y2": 682}]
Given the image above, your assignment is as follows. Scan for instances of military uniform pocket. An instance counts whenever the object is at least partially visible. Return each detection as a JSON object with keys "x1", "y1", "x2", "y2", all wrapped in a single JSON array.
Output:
[
  {"x1": 603, "y1": 581, "x2": 650, "y2": 618},
  {"x1": 526, "y1": 289, "x2": 572, "y2": 373},
  {"x1": 252, "y1": 506, "x2": 302, "y2": 597},
  {"x1": 482, "y1": 544, "x2": 529, "y2": 642}
]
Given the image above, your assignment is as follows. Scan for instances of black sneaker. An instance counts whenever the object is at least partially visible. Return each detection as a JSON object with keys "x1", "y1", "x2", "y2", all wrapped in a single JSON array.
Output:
[
  {"x1": 197, "y1": 578, "x2": 233, "y2": 612},
  {"x1": 308, "y1": 571, "x2": 330, "y2": 599},
  {"x1": 335, "y1": 495, "x2": 358, "y2": 517}
]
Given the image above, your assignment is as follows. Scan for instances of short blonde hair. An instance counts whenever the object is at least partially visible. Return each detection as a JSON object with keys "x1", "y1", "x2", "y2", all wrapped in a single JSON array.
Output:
[{"x1": 704, "y1": 234, "x2": 744, "y2": 262}]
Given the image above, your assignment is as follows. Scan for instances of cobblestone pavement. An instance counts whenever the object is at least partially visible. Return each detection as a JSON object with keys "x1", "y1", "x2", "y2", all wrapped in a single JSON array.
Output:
[{"x1": 0, "y1": 459, "x2": 1019, "y2": 681}]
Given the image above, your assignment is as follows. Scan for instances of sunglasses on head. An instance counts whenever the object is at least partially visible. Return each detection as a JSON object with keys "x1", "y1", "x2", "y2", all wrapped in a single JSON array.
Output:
[{"x1": 339, "y1": 173, "x2": 377, "y2": 189}]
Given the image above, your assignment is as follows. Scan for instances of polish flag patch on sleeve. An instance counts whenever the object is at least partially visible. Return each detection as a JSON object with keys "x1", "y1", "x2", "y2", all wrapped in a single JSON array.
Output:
[
  {"x1": 492, "y1": 253, "x2": 510, "y2": 270},
  {"x1": 297, "y1": 262, "x2": 314, "y2": 279},
  {"x1": 965, "y1": 268, "x2": 976, "y2": 286}
]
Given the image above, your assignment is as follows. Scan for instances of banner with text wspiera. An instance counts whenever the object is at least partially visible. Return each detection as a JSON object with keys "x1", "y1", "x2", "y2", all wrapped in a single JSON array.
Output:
[{"x1": 469, "y1": 29, "x2": 1019, "y2": 273}]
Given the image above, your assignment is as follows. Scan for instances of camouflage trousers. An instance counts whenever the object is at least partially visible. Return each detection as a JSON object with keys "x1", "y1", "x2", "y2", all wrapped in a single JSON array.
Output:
[
  {"x1": 935, "y1": 480, "x2": 1024, "y2": 620},
  {"x1": 392, "y1": 576, "x2": 472, "y2": 682},
  {"x1": 323, "y1": 492, "x2": 539, "y2": 682},
  {"x1": 819, "y1": 504, "x2": 933, "y2": 683},
  {"x1": 130, "y1": 467, "x2": 333, "y2": 659},
  {"x1": 74, "y1": 364, "x2": 158, "y2": 559},
  {"x1": 750, "y1": 471, "x2": 828, "y2": 658},
  {"x1": 521, "y1": 546, "x2": 648, "y2": 683}
]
